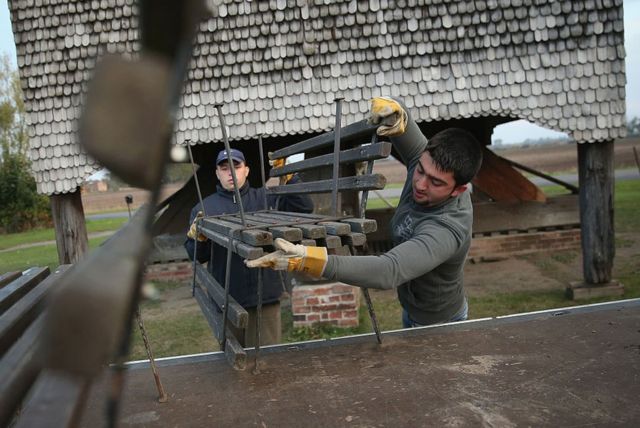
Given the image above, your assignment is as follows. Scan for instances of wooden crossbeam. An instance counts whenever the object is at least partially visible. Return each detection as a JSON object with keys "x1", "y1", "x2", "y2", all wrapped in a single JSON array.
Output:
[
  {"x1": 0, "y1": 272, "x2": 21, "y2": 289},
  {"x1": 201, "y1": 217, "x2": 272, "y2": 246},
  {"x1": 269, "y1": 119, "x2": 377, "y2": 159},
  {"x1": 194, "y1": 286, "x2": 246, "y2": 370},
  {"x1": 342, "y1": 232, "x2": 366, "y2": 247},
  {"x1": 198, "y1": 226, "x2": 264, "y2": 259},
  {"x1": 250, "y1": 212, "x2": 327, "y2": 239},
  {"x1": 340, "y1": 218, "x2": 378, "y2": 234},
  {"x1": 0, "y1": 266, "x2": 70, "y2": 357},
  {"x1": 269, "y1": 142, "x2": 392, "y2": 177},
  {"x1": 267, "y1": 174, "x2": 386, "y2": 196},
  {"x1": 194, "y1": 263, "x2": 248, "y2": 329},
  {"x1": 318, "y1": 221, "x2": 351, "y2": 235},
  {"x1": 0, "y1": 267, "x2": 50, "y2": 315},
  {"x1": 316, "y1": 236, "x2": 342, "y2": 249},
  {"x1": 222, "y1": 213, "x2": 303, "y2": 242}
]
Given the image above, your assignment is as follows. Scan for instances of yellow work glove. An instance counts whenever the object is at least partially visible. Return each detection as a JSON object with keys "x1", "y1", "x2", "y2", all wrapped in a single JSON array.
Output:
[
  {"x1": 367, "y1": 96, "x2": 408, "y2": 137},
  {"x1": 270, "y1": 157, "x2": 294, "y2": 185},
  {"x1": 245, "y1": 238, "x2": 328, "y2": 278},
  {"x1": 186, "y1": 211, "x2": 207, "y2": 242}
]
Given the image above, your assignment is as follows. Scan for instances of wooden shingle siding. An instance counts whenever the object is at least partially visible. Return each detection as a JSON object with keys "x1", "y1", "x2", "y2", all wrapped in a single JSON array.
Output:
[{"x1": 8, "y1": 0, "x2": 626, "y2": 195}]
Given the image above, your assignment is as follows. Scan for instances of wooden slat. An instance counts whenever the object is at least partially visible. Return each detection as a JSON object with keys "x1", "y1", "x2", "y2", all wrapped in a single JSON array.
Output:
[
  {"x1": 201, "y1": 217, "x2": 272, "y2": 246},
  {"x1": 269, "y1": 119, "x2": 377, "y2": 159},
  {"x1": 0, "y1": 265, "x2": 71, "y2": 357},
  {"x1": 0, "y1": 315, "x2": 44, "y2": 427},
  {"x1": 316, "y1": 236, "x2": 342, "y2": 249},
  {"x1": 194, "y1": 263, "x2": 248, "y2": 329},
  {"x1": 194, "y1": 286, "x2": 246, "y2": 370},
  {"x1": 342, "y1": 232, "x2": 367, "y2": 247},
  {"x1": 14, "y1": 370, "x2": 88, "y2": 428},
  {"x1": 266, "y1": 174, "x2": 386, "y2": 196},
  {"x1": 250, "y1": 212, "x2": 327, "y2": 239},
  {"x1": 341, "y1": 218, "x2": 378, "y2": 234},
  {"x1": 198, "y1": 226, "x2": 264, "y2": 260},
  {"x1": 472, "y1": 147, "x2": 546, "y2": 202},
  {"x1": 222, "y1": 214, "x2": 303, "y2": 242},
  {"x1": 0, "y1": 272, "x2": 21, "y2": 289},
  {"x1": 0, "y1": 267, "x2": 50, "y2": 316},
  {"x1": 318, "y1": 221, "x2": 351, "y2": 236},
  {"x1": 472, "y1": 195, "x2": 580, "y2": 234},
  {"x1": 269, "y1": 142, "x2": 392, "y2": 177}
]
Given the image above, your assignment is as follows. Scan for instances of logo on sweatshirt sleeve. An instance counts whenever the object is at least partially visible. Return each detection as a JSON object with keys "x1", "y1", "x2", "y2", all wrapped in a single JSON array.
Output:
[{"x1": 394, "y1": 214, "x2": 414, "y2": 242}]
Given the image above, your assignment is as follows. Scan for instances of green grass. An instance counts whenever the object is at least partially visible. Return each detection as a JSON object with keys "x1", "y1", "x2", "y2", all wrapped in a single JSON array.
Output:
[
  {"x1": 366, "y1": 197, "x2": 399, "y2": 209},
  {"x1": 0, "y1": 217, "x2": 127, "y2": 251},
  {"x1": 129, "y1": 310, "x2": 218, "y2": 360},
  {"x1": 0, "y1": 236, "x2": 112, "y2": 273}
]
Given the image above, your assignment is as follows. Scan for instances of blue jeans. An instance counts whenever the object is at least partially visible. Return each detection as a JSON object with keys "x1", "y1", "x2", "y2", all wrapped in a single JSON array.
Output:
[{"x1": 402, "y1": 298, "x2": 468, "y2": 328}]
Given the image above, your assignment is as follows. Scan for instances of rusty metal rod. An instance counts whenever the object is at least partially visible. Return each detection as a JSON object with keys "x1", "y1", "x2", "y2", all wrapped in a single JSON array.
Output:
[
  {"x1": 253, "y1": 268, "x2": 264, "y2": 374},
  {"x1": 359, "y1": 134, "x2": 378, "y2": 217},
  {"x1": 348, "y1": 244, "x2": 382, "y2": 344},
  {"x1": 135, "y1": 307, "x2": 168, "y2": 402},
  {"x1": 221, "y1": 238, "x2": 234, "y2": 351},
  {"x1": 355, "y1": 133, "x2": 383, "y2": 344},
  {"x1": 186, "y1": 142, "x2": 206, "y2": 297},
  {"x1": 331, "y1": 98, "x2": 343, "y2": 217},
  {"x1": 258, "y1": 134, "x2": 269, "y2": 209},
  {"x1": 123, "y1": 197, "x2": 169, "y2": 401},
  {"x1": 215, "y1": 104, "x2": 246, "y2": 226}
]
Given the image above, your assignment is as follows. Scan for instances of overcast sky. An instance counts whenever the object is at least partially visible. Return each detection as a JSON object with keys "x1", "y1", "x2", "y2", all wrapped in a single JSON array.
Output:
[{"x1": 1, "y1": 0, "x2": 638, "y2": 144}]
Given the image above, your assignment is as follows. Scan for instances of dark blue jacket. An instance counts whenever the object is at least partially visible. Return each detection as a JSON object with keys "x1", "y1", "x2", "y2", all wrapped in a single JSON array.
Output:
[{"x1": 184, "y1": 176, "x2": 313, "y2": 308}]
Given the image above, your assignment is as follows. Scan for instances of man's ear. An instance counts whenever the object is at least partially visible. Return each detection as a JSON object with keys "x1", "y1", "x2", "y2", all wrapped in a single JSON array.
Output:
[{"x1": 450, "y1": 184, "x2": 467, "y2": 197}]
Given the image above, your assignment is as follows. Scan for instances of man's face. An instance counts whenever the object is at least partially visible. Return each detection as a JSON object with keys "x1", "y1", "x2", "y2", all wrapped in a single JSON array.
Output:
[
  {"x1": 215, "y1": 160, "x2": 250, "y2": 191},
  {"x1": 411, "y1": 151, "x2": 467, "y2": 206}
]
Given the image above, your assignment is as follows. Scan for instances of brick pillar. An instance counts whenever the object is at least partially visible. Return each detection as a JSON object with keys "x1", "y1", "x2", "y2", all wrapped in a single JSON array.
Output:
[{"x1": 292, "y1": 282, "x2": 361, "y2": 328}]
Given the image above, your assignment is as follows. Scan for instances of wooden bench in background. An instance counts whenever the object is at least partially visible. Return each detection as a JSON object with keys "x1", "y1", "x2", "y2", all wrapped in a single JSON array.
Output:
[{"x1": 0, "y1": 265, "x2": 88, "y2": 428}]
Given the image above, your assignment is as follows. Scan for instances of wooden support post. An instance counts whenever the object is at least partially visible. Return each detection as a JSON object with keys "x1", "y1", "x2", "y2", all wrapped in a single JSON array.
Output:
[
  {"x1": 50, "y1": 189, "x2": 89, "y2": 265},
  {"x1": 567, "y1": 141, "x2": 623, "y2": 299}
]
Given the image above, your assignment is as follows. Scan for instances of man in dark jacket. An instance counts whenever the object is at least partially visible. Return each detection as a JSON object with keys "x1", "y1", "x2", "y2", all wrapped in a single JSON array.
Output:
[{"x1": 185, "y1": 148, "x2": 313, "y2": 346}]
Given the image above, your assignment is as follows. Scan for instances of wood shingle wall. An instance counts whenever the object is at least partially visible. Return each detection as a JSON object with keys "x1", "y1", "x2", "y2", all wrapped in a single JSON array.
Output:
[{"x1": 8, "y1": 0, "x2": 626, "y2": 195}]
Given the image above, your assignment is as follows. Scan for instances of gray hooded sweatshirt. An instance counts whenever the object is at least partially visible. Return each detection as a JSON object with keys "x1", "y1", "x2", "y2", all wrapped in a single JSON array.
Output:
[{"x1": 322, "y1": 111, "x2": 472, "y2": 325}]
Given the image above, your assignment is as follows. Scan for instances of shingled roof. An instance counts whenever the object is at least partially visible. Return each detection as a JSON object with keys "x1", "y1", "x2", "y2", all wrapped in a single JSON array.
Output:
[{"x1": 9, "y1": 0, "x2": 627, "y2": 195}]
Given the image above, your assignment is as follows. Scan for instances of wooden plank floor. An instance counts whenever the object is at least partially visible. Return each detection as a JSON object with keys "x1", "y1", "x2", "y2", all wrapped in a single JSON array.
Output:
[{"x1": 80, "y1": 299, "x2": 640, "y2": 427}]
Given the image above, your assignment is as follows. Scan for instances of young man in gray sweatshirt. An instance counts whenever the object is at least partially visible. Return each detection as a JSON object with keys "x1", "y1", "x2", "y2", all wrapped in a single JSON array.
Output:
[{"x1": 246, "y1": 97, "x2": 483, "y2": 327}]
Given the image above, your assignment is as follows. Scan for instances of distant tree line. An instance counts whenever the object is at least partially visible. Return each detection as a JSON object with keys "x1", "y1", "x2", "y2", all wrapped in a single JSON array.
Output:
[
  {"x1": 628, "y1": 117, "x2": 640, "y2": 137},
  {"x1": 0, "y1": 55, "x2": 51, "y2": 233}
]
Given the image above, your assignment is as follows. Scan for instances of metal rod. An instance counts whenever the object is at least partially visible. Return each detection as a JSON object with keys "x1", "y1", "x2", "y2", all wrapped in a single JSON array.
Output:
[
  {"x1": 124, "y1": 197, "x2": 168, "y2": 401},
  {"x1": 253, "y1": 268, "x2": 264, "y2": 374},
  {"x1": 504, "y1": 157, "x2": 579, "y2": 194},
  {"x1": 135, "y1": 307, "x2": 168, "y2": 402},
  {"x1": 348, "y1": 244, "x2": 382, "y2": 344},
  {"x1": 187, "y1": 143, "x2": 207, "y2": 216},
  {"x1": 215, "y1": 105, "x2": 247, "y2": 226},
  {"x1": 186, "y1": 142, "x2": 206, "y2": 297},
  {"x1": 359, "y1": 134, "x2": 378, "y2": 217},
  {"x1": 352, "y1": 133, "x2": 383, "y2": 344},
  {"x1": 331, "y1": 98, "x2": 343, "y2": 217},
  {"x1": 221, "y1": 239, "x2": 234, "y2": 351},
  {"x1": 258, "y1": 134, "x2": 269, "y2": 209}
]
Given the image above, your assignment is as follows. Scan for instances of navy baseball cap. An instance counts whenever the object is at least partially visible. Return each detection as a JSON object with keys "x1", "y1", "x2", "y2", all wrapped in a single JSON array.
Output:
[{"x1": 216, "y1": 148, "x2": 246, "y2": 165}]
